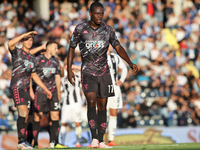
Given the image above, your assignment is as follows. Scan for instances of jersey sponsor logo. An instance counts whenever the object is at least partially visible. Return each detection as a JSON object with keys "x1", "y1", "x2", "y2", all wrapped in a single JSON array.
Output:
[
  {"x1": 85, "y1": 40, "x2": 105, "y2": 49},
  {"x1": 24, "y1": 60, "x2": 34, "y2": 68},
  {"x1": 43, "y1": 68, "x2": 56, "y2": 76}
]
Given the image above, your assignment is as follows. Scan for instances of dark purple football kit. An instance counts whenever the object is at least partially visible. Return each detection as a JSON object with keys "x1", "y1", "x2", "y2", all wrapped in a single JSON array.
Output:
[
  {"x1": 9, "y1": 47, "x2": 35, "y2": 108},
  {"x1": 70, "y1": 21, "x2": 120, "y2": 97},
  {"x1": 32, "y1": 55, "x2": 61, "y2": 112}
]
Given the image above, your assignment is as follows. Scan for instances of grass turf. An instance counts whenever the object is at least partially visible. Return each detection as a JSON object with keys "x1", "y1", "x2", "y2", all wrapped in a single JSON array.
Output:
[{"x1": 35, "y1": 143, "x2": 200, "y2": 150}]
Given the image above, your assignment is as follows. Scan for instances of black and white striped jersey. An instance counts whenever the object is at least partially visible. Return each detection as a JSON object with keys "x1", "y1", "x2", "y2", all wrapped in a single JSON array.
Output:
[
  {"x1": 61, "y1": 70, "x2": 83, "y2": 105},
  {"x1": 107, "y1": 52, "x2": 128, "y2": 85}
]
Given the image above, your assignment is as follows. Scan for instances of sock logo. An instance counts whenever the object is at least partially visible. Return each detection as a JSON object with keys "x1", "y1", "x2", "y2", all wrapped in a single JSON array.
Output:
[
  {"x1": 20, "y1": 128, "x2": 25, "y2": 135},
  {"x1": 101, "y1": 123, "x2": 106, "y2": 130},
  {"x1": 89, "y1": 119, "x2": 95, "y2": 129},
  {"x1": 33, "y1": 130, "x2": 37, "y2": 137}
]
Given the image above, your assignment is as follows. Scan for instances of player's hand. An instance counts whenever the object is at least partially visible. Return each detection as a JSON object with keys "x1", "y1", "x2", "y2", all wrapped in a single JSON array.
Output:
[
  {"x1": 45, "y1": 89, "x2": 52, "y2": 99},
  {"x1": 41, "y1": 43, "x2": 46, "y2": 49},
  {"x1": 129, "y1": 63, "x2": 138, "y2": 75},
  {"x1": 116, "y1": 79, "x2": 122, "y2": 86},
  {"x1": 68, "y1": 70, "x2": 75, "y2": 86},
  {"x1": 24, "y1": 31, "x2": 38, "y2": 37}
]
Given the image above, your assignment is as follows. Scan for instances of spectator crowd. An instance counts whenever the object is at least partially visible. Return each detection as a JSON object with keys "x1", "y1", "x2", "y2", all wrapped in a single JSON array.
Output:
[{"x1": 0, "y1": 0, "x2": 200, "y2": 132}]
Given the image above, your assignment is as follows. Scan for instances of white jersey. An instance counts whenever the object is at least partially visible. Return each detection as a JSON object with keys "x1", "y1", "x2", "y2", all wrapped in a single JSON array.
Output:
[
  {"x1": 61, "y1": 70, "x2": 83, "y2": 106},
  {"x1": 107, "y1": 52, "x2": 128, "y2": 109},
  {"x1": 61, "y1": 69, "x2": 83, "y2": 123}
]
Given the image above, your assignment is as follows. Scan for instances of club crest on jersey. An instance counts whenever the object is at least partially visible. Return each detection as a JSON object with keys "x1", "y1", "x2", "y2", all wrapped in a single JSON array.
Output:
[
  {"x1": 43, "y1": 68, "x2": 56, "y2": 76},
  {"x1": 85, "y1": 40, "x2": 105, "y2": 49}
]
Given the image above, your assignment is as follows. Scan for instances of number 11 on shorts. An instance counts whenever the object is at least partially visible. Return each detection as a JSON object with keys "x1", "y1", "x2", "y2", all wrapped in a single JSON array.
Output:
[{"x1": 108, "y1": 85, "x2": 114, "y2": 93}]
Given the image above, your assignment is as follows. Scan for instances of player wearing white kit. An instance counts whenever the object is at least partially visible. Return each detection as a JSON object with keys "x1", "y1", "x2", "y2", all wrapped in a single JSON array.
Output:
[
  {"x1": 60, "y1": 65, "x2": 83, "y2": 147},
  {"x1": 107, "y1": 48, "x2": 128, "y2": 146}
]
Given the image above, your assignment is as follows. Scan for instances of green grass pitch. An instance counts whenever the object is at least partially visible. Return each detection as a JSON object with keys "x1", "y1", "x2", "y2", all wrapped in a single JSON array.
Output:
[{"x1": 35, "y1": 143, "x2": 200, "y2": 150}]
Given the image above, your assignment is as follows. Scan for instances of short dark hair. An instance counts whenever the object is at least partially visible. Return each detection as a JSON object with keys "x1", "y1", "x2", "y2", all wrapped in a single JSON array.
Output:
[
  {"x1": 89, "y1": 1, "x2": 104, "y2": 12},
  {"x1": 46, "y1": 40, "x2": 58, "y2": 48}
]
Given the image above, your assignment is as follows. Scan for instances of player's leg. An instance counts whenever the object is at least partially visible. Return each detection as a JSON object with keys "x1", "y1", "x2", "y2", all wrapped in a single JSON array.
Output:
[
  {"x1": 17, "y1": 105, "x2": 29, "y2": 144},
  {"x1": 75, "y1": 122, "x2": 82, "y2": 147},
  {"x1": 60, "y1": 123, "x2": 67, "y2": 145},
  {"x1": 82, "y1": 74, "x2": 99, "y2": 148},
  {"x1": 49, "y1": 91, "x2": 67, "y2": 148},
  {"x1": 85, "y1": 92, "x2": 99, "y2": 148},
  {"x1": 107, "y1": 86, "x2": 122, "y2": 146},
  {"x1": 47, "y1": 112, "x2": 53, "y2": 145},
  {"x1": 107, "y1": 95, "x2": 118, "y2": 146},
  {"x1": 26, "y1": 113, "x2": 33, "y2": 145},
  {"x1": 60, "y1": 103, "x2": 70, "y2": 146},
  {"x1": 12, "y1": 88, "x2": 33, "y2": 149},
  {"x1": 74, "y1": 103, "x2": 82, "y2": 147},
  {"x1": 50, "y1": 110, "x2": 64, "y2": 148},
  {"x1": 107, "y1": 108, "x2": 118, "y2": 146},
  {"x1": 97, "y1": 74, "x2": 115, "y2": 148},
  {"x1": 32, "y1": 92, "x2": 47, "y2": 148},
  {"x1": 17, "y1": 105, "x2": 34, "y2": 149},
  {"x1": 26, "y1": 100, "x2": 35, "y2": 146},
  {"x1": 97, "y1": 97, "x2": 108, "y2": 143},
  {"x1": 32, "y1": 111, "x2": 43, "y2": 147}
]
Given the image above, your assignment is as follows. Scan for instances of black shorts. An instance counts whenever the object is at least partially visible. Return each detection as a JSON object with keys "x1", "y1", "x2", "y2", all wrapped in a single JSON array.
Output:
[
  {"x1": 11, "y1": 88, "x2": 31, "y2": 110},
  {"x1": 81, "y1": 73, "x2": 115, "y2": 98},
  {"x1": 33, "y1": 91, "x2": 60, "y2": 112}
]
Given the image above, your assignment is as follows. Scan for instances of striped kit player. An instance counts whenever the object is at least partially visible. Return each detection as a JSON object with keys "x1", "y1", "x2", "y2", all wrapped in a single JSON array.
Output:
[
  {"x1": 60, "y1": 69, "x2": 83, "y2": 147},
  {"x1": 107, "y1": 50, "x2": 128, "y2": 146}
]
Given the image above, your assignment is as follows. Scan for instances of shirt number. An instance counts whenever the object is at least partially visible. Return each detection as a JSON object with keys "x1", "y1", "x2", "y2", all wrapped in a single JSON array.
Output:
[
  {"x1": 108, "y1": 85, "x2": 114, "y2": 93},
  {"x1": 54, "y1": 102, "x2": 61, "y2": 110}
]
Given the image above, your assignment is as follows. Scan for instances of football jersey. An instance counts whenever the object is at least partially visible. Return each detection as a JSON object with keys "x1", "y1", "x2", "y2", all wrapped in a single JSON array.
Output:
[
  {"x1": 107, "y1": 52, "x2": 128, "y2": 84},
  {"x1": 70, "y1": 21, "x2": 120, "y2": 76},
  {"x1": 61, "y1": 70, "x2": 83, "y2": 105},
  {"x1": 32, "y1": 55, "x2": 60, "y2": 92},
  {"x1": 9, "y1": 47, "x2": 34, "y2": 91}
]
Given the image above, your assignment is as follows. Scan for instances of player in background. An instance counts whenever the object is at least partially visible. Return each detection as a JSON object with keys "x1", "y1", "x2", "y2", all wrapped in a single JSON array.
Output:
[
  {"x1": 8, "y1": 31, "x2": 52, "y2": 150},
  {"x1": 106, "y1": 47, "x2": 128, "y2": 146},
  {"x1": 26, "y1": 43, "x2": 47, "y2": 145},
  {"x1": 26, "y1": 43, "x2": 65, "y2": 147},
  {"x1": 31, "y1": 41, "x2": 66, "y2": 149},
  {"x1": 60, "y1": 60, "x2": 83, "y2": 147},
  {"x1": 67, "y1": 2, "x2": 138, "y2": 149}
]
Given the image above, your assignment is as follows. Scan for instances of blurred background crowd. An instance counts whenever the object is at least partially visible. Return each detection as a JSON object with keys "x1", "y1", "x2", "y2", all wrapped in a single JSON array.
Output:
[{"x1": 0, "y1": 0, "x2": 200, "y2": 133}]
